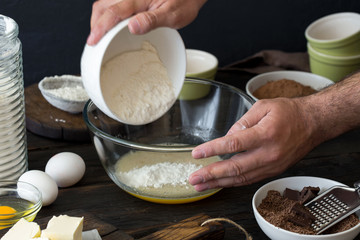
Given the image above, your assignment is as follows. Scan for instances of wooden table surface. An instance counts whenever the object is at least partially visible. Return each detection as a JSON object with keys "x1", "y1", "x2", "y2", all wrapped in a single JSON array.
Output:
[
  {"x1": 3, "y1": 70, "x2": 360, "y2": 239},
  {"x1": 24, "y1": 127, "x2": 360, "y2": 240}
]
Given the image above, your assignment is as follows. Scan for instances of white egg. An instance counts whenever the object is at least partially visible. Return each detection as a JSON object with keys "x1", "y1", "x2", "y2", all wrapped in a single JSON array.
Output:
[
  {"x1": 45, "y1": 152, "x2": 86, "y2": 188},
  {"x1": 19, "y1": 170, "x2": 58, "y2": 206}
]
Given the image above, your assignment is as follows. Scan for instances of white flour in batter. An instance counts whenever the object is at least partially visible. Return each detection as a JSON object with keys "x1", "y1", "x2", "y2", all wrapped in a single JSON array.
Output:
[
  {"x1": 115, "y1": 150, "x2": 221, "y2": 198},
  {"x1": 101, "y1": 41, "x2": 175, "y2": 125},
  {"x1": 119, "y1": 162, "x2": 202, "y2": 189}
]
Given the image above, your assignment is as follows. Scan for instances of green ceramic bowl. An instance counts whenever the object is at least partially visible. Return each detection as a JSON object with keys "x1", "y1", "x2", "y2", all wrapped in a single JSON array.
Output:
[
  {"x1": 179, "y1": 49, "x2": 218, "y2": 100},
  {"x1": 308, "y1": 43, "x2": 360, "y2": 82},
  {"x1": 305, "y1": 12, "x2": 360, "y2": 56},
  {"x1": 185, "y1": 49, "x2": 218, "y2": 80},
  {"x1": 178, "y1": 81, "x2": 211, "y2": 100}
]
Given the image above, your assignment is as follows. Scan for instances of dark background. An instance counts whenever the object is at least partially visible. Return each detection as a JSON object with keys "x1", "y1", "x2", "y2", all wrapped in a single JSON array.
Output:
[{"x1": 1, "y1": 0, "x2": 360, "y2": 87}]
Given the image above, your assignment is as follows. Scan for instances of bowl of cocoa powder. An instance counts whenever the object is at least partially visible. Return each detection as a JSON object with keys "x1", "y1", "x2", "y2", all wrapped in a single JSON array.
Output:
[
  {"x1": 252, "y1": 176, "x2": 360, "y2": 240},
  {"x1": 246, "y1": 71, "x2": 334, "y2": 101}
]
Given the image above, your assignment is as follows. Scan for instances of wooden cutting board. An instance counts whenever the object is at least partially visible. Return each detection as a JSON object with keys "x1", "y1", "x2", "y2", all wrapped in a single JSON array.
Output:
[
  {"x1": 138, "y1": 214, "x2": 225, "y2": 240},
  {"x1": 25, "y1": 84, "x2": 90, "y2": 142}
]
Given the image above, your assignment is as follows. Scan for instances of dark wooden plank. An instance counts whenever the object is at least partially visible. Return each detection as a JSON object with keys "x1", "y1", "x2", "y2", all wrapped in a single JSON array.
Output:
[
  {"x1": 103, "y1": 231, "x2": 134, "y2": 240},
  {"x1": 138, "y1": 214, "x2": 224, "y2": 240},
  {"x1": 25, "y1": 84, "x2": 90, "y2": 142}
]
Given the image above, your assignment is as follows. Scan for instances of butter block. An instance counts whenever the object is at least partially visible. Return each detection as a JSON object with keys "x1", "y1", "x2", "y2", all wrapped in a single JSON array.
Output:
[
  {"x1": 1, "y1": 218, "x2": 41, "y2": 240},
  {"x1": 41, "y1": 215, "x2": 83, "y2": 240}
]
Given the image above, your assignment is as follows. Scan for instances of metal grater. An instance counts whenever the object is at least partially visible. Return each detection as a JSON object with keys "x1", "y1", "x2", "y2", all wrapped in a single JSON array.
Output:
[{"x1": 304, "y1": 181, "x2": 360, "y2": 234}]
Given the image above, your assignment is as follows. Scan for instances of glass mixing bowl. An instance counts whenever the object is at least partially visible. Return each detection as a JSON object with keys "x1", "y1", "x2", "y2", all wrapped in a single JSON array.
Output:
[{"x1": 83, "y1": 78, "x2": 254, "y2": 204}]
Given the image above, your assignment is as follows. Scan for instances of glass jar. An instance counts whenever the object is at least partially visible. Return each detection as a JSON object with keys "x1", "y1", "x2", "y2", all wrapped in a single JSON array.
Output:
[{"x1": 0, "y1": 15, "x2": 27, "y2": 179}]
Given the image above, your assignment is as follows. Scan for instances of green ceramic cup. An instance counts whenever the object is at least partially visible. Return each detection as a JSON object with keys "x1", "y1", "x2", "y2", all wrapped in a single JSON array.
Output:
[
  {"x1": 308, "y1": 43, "x2": 360, "y2": 82},
  {"x1": 185, "y1": 49, "x2": 218, "y2": 79},
  {"x1": 305, "y1": 12, "x2": 360, "y2": 56},
  {"x1": 179, "y1": 49, "x2": 218, "y2": 100}
]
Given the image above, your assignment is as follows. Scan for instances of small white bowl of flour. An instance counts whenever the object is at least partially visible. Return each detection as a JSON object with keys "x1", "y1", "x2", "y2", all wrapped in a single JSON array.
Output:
[
  {"x1": 81, "y1": 18, "x2": 186, "y2": 125},
  {"x1": 38, "y1": 75, "x2": 89, "y2": 114}
]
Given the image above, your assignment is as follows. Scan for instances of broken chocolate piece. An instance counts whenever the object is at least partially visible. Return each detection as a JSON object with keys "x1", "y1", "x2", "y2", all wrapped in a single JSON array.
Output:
[
  {"x1": 284, "y1": 188, "x2": 300, "y2": 201},
  {"x1": 300, "y1": 190, "x2": 316, "y2": 205},
  {"x1": 300, "y1": 186, "x2": 320, "y2": 204},
  {"x1": 300, "y1": 186, "x2": 320, "y2": 197},
  {"x1": 288, "y1": 202, "x2": 316, "y2": 228},
  {"x1": 291, "y1": 202, "x2": 316, "y2": 220},
  {"x1": 287, "y1": 214, "x2": 313, "y2": 228}
]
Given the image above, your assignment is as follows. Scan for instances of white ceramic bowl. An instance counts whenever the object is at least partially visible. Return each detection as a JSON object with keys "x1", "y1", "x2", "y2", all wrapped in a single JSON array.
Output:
[
  {"x1": 252, "y1": 176, "x2": 360, "y2": 240},
  {"x1": 245, "y1": 71, "x2": 334, "y2": 101},
  {"x1": 81, "y1": 18, "x2": 186, "y2": 124},
  {"x1": 38, "y1": 75, "x2": 89, "y2": 114}
]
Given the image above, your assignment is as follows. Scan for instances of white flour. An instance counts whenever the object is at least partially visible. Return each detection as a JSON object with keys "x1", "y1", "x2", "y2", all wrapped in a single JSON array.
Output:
[
  {"x1": 47, "y1": 85, "x2": 89, "y2": 101},
  {"x1": 101, "y1": 41, "x2": 175, "y2": 125},
  {"x1": 119, "y1": 162, "x2": 202, "y2": 188},
  {"x1": 115, "y1": 150, "x2": 221, "y2": 198}
]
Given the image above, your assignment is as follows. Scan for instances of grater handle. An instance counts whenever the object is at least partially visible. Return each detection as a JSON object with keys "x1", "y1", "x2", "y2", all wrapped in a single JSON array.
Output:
[{"x1": 354, "y1": 180, "x2": 360, "y2": 196}]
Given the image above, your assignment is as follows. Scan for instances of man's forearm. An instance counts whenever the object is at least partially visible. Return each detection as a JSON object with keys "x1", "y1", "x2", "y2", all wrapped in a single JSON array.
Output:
[{"x1": 300, "y1": 70, "x2": 360, "y2": 145}]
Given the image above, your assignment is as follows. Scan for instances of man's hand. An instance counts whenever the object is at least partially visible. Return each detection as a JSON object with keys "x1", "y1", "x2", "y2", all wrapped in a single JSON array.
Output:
[{"x1": 87, "y1": 0, "x2": 207, "y2": 45}]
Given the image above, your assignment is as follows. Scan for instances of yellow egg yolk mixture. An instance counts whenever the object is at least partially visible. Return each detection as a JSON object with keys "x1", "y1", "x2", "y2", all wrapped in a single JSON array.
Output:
[{"x1": 0, "y1": 206, "x2": 16, "y2": 219}]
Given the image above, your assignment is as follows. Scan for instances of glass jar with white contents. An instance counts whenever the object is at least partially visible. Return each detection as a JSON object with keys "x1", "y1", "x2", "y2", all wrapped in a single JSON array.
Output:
[{"x1": 0, "y1": 14, "x2": 27, "y2": 179}]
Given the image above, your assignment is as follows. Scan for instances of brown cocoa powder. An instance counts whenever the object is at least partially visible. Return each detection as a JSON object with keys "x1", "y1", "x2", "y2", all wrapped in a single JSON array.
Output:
[
  {"x1": 253, "y1": 79, "x2": 317, "y2": 99},
  {"x1": 257, "y1": 189, "x2": 360, "y2": 235},
  {"x1": 257, "y1": 190, "x2": 317, "y2": 235}
]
